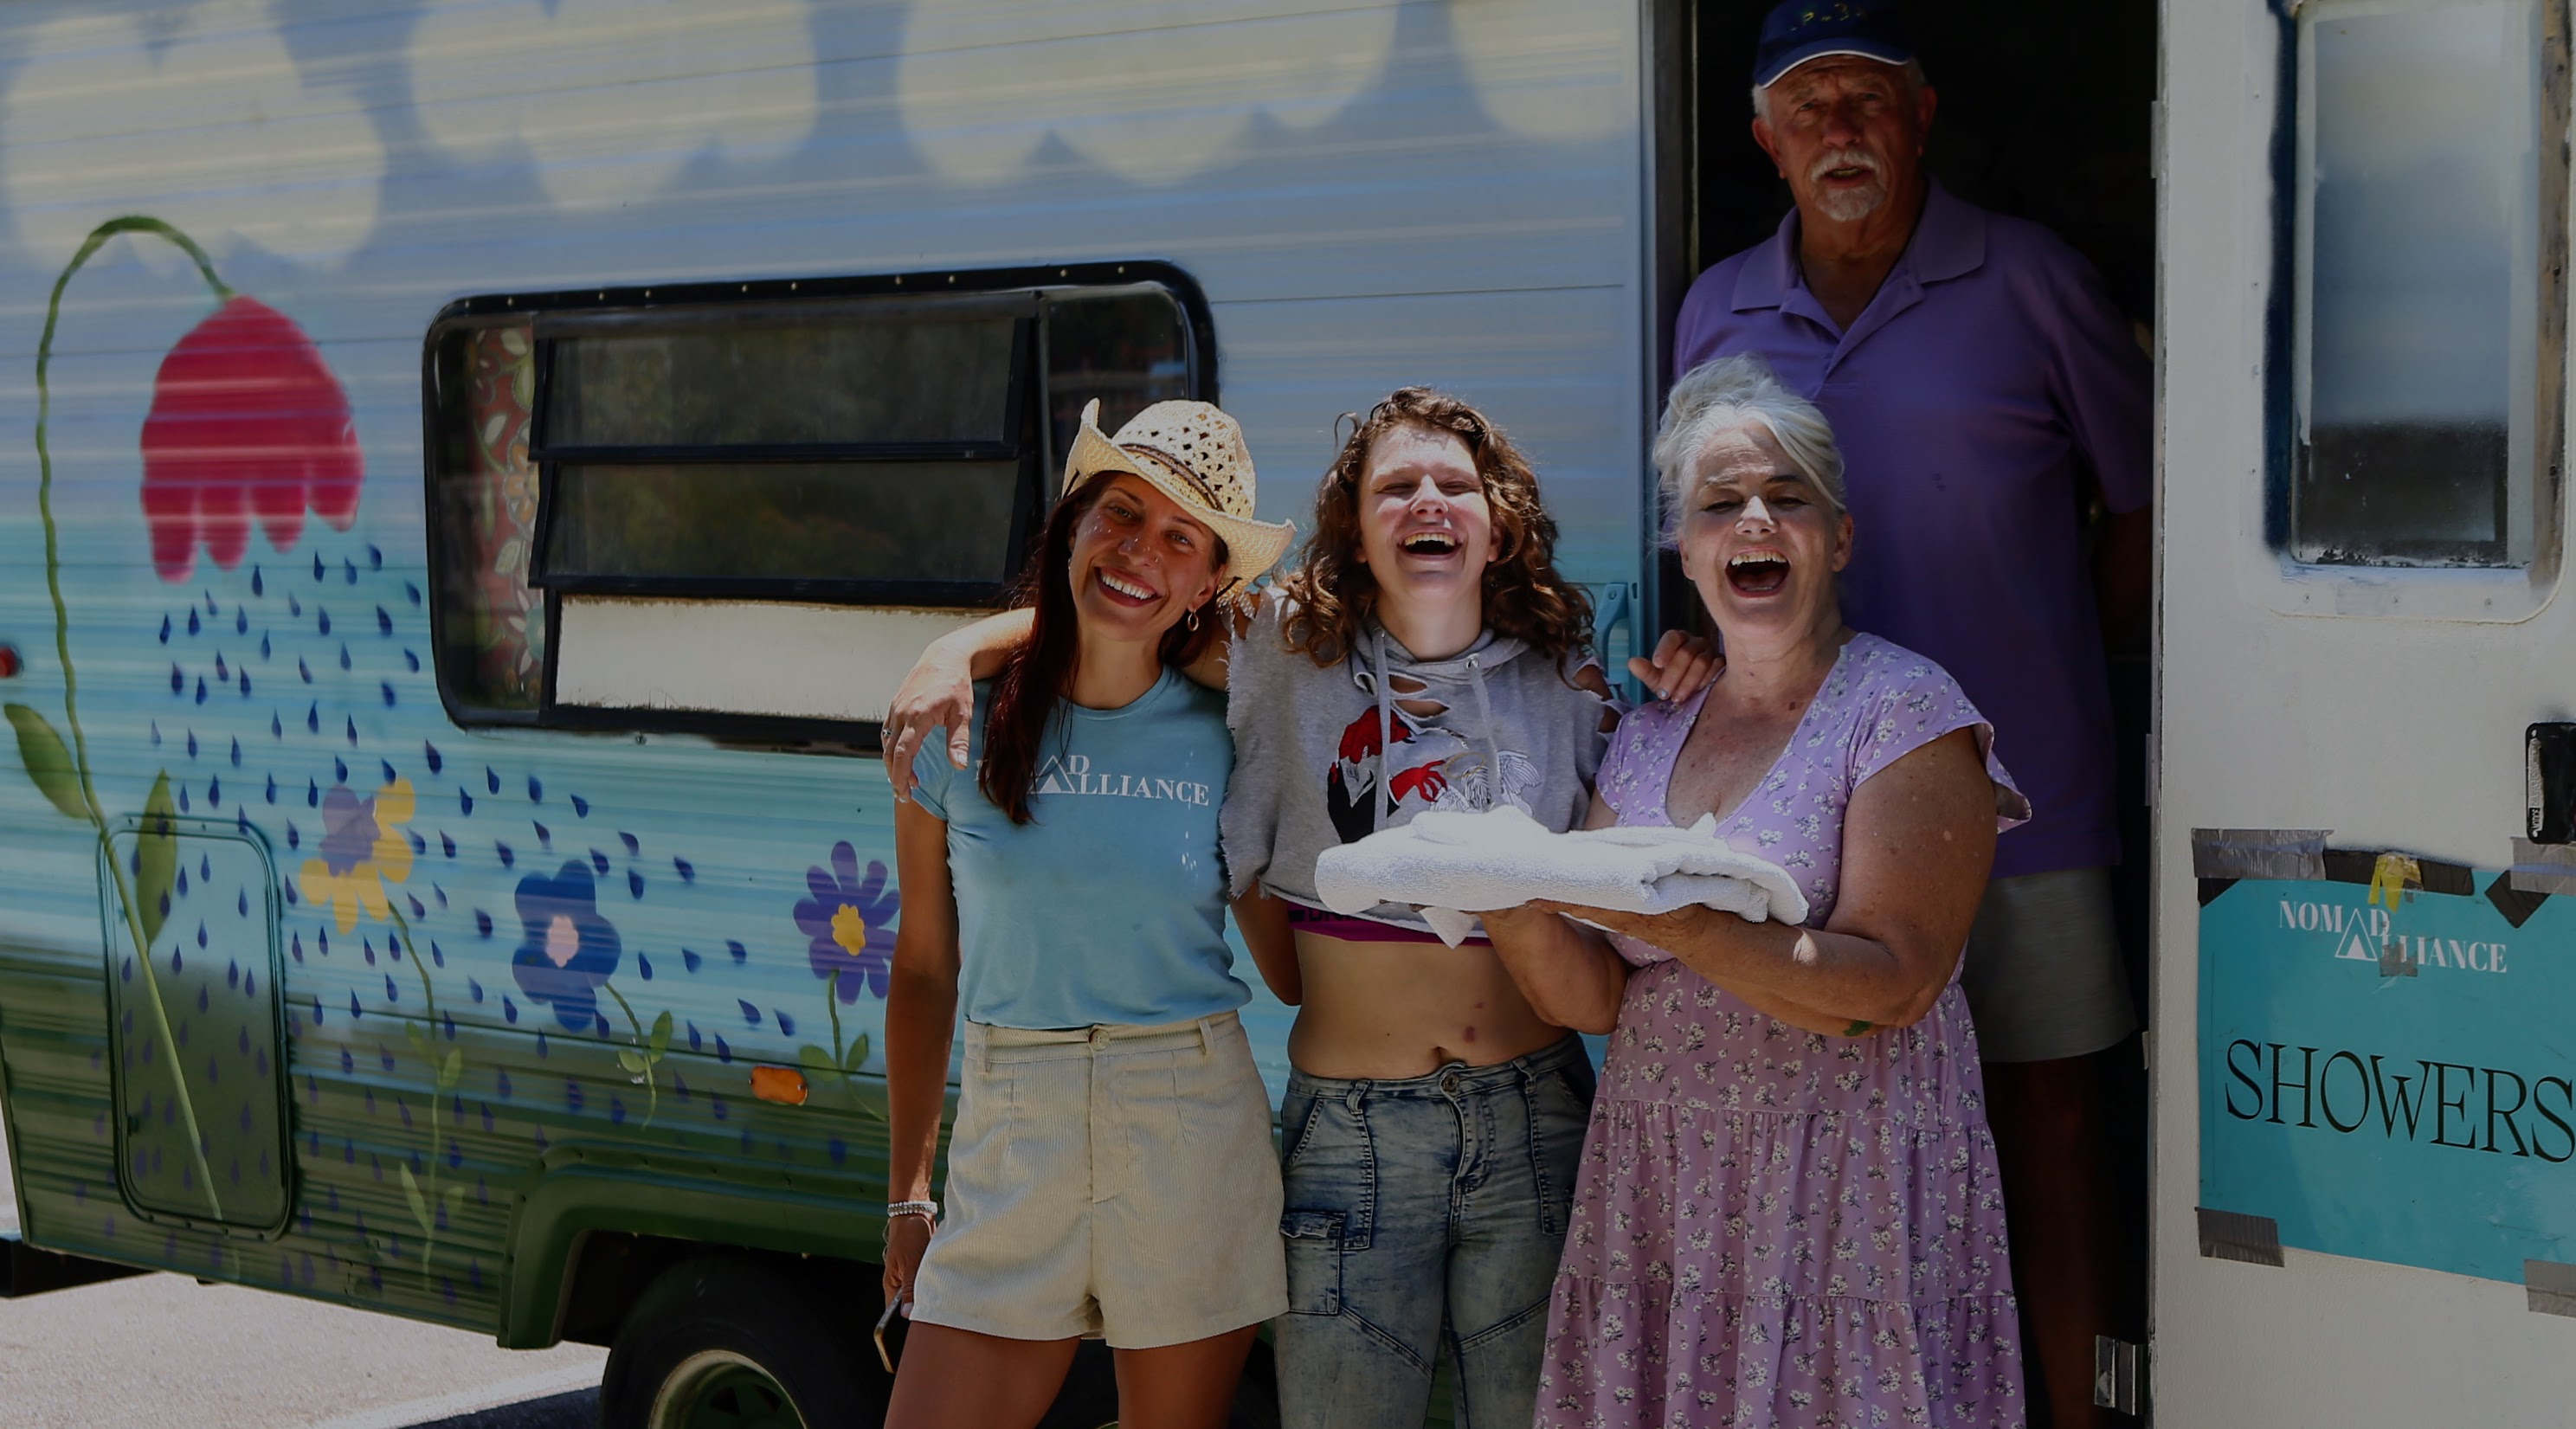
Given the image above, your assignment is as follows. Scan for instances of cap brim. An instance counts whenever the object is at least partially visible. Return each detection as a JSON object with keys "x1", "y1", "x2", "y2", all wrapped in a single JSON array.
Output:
[
  {"x1": 1756, "y1": 40, "x2": 1914, "y2": 88},
  {"x1": 1064, "y1": 425, "x2": 1296, "y2": 586}
]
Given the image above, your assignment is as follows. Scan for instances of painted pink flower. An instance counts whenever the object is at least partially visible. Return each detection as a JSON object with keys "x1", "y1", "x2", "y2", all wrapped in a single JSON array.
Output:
[{"x1": 139, "y1": 294, "x2": 361, "y2": 582}]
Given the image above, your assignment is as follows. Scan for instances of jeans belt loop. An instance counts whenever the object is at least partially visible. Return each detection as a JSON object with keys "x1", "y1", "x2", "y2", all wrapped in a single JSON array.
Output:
[{"x1": 1197, "y1": 1014, "x2": 1219, "y2": 1056}]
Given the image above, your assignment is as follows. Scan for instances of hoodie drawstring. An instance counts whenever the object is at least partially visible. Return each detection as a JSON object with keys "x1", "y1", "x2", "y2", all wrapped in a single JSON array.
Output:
[
  {"x1": 1373, "y1": 627, "x2": 1394, "y2": 832},
  {"x1": 1465, "y1": 652, "x2": 1503, "y2": 801}
]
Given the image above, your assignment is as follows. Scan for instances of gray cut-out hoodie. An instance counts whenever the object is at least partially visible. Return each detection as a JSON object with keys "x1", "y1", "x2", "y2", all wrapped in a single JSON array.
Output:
[{"x1": 1221, "y1": 596, "x2": 1609, "y2": 935}]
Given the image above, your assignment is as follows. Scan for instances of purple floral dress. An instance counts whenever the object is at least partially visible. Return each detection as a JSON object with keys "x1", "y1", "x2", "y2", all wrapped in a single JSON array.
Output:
[{"x1": 1538, "y1": 634, "x2": 2032, "y2": 1429}]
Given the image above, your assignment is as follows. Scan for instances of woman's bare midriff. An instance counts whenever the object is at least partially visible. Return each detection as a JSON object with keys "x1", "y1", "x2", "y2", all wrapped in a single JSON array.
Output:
[{"x1": 1285, "y1": 930, "x2": 1568, "y2": 1079}]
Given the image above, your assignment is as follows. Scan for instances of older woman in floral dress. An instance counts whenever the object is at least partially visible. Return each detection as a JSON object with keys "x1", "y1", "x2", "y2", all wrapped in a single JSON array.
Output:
[{"x1": 1486, "y1": 354, "x2": 2030, "y2": 1427}]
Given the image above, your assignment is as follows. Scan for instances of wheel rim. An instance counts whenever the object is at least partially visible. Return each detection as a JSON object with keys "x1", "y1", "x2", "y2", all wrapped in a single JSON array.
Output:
[{"x1": 645, "y1": 1349, "x2": 806, "y2": 1429}]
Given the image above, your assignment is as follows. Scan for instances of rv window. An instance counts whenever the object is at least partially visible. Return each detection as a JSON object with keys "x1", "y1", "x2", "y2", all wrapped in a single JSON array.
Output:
[
  {"x1": 2289, "y1": 0, "x2": 2566, "y2": 568},
  {"x1": 425, "y1": 320, "x2": 545, "y2": 718},
  {"x1": 422, "y1": 268, "x2": 1209, "y2": 733}
]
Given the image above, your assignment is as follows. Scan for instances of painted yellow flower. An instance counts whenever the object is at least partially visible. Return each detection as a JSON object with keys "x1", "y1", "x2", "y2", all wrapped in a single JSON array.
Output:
[{"x1": 299, "y1": 776, "x2": 415, "y2": 933}]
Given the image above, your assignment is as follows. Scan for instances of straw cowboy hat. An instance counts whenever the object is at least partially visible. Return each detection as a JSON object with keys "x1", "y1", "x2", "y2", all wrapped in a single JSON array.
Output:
[{"x1": 1063, "y1": 398, "x2": 1294, "y2": 588}]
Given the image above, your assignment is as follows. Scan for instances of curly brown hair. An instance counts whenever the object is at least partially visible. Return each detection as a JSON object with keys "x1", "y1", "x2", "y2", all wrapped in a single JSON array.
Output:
[{"x1": 1275, "y1": 387, "x2": 1593, "y2": 669}]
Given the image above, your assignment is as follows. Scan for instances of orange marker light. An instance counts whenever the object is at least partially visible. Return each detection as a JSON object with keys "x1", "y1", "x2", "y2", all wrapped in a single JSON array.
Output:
[{"x1": 750, "y1": 1065, "x2": 808, "y2": 1106}]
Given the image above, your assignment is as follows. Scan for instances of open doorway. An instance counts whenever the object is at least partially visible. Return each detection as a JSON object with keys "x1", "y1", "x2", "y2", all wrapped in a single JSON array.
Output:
[{"x1": 1652, "y1": 4, "x2": 2160, "y2": 1424}]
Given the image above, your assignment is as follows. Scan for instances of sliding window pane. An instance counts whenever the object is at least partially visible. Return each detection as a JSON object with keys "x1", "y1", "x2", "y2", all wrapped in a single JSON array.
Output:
[
  {"x1": 541, "y1": 462, "x2": 1022, "y2": 587},
  {"x1": 549, "y1": 315, "x2": 1020, "y2": 448}
]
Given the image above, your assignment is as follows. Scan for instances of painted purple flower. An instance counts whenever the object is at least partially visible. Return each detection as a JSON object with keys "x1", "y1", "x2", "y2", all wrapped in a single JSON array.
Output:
[
  {"x1": 510, "y1": 862, "x2": 621, "y2": 1032},
  {"x1": 793, "y1": 841, "x2": 896, "y2": 1002}
]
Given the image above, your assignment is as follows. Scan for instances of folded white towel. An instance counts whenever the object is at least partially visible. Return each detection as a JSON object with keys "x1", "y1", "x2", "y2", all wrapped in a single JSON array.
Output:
[{"x1": 1313, "y1": 806, "x2": 1811, "y2": 947}]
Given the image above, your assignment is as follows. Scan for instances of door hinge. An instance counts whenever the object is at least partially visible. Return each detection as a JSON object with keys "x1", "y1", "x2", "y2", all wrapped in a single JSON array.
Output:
[{"x1": 2094, "y1": 1335, "x2": 2145, "y2": 1417}]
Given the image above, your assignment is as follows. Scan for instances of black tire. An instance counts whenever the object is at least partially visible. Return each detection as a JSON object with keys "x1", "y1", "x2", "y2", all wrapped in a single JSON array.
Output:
[{"x1": 599, "y1": 1255, "x2": 886, "y2": 1429}]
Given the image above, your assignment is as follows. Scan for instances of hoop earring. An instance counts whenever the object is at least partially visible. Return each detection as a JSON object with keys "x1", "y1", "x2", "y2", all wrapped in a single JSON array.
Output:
[{"x1": 1186, "y1": 607, "x2": 1201, "y2": 632}]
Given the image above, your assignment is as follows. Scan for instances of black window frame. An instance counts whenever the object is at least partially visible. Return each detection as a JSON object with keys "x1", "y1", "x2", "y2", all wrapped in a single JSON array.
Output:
[{"x1": 420, "y1": 261, "x2": 1218, "y2": 743}]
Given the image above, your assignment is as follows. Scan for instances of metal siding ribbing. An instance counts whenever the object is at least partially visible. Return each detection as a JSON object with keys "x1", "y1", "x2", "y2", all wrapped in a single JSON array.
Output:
[{"x1": 0, "y1": 0, "x2": 1644, "y2": 1336}]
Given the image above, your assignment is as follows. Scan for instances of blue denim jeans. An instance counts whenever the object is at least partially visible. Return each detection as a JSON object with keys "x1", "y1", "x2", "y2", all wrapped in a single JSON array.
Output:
[{"x1": 1273, "y1": 1036, "x2": 1596, "y2": 1429}]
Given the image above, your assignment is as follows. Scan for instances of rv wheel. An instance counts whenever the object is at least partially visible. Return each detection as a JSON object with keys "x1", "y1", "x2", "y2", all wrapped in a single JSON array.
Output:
[{"x1": 600, "y1": 1256, "x2": 880, "y2": 1429}]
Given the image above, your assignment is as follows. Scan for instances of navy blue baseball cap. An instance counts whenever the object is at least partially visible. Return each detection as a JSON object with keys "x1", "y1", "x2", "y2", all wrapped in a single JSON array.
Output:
[{"x1": 1753, "y1": 0, "x2": 1916, "y2": 89}]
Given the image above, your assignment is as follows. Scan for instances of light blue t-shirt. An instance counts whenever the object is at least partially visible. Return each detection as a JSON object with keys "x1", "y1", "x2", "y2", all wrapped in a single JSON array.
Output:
[{"x1": 909, "y1": 667, "x2": 1247, "y2": 1030}]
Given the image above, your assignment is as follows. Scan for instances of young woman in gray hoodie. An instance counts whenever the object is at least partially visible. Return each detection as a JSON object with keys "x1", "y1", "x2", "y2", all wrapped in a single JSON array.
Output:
[{"x1": 881, "y1": 389, "x2": 1712, "y2": 1429}]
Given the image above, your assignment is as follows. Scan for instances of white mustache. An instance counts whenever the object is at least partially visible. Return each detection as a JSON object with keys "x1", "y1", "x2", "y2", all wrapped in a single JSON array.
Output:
[{"x1": 1807, "y1": 147, "x2": 1879, "y2": 183}]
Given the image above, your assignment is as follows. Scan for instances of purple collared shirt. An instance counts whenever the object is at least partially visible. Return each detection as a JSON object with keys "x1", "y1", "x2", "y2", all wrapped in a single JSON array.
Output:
[{"x1": 1674, "y1": 184, "x2": 2150, "y2": 879}]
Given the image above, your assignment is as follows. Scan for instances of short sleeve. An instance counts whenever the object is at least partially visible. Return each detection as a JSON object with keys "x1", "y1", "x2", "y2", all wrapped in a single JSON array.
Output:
[
  {"x1": 1848, "y1": 651, "x2": 2033, "y2": 833},
  {"x1": 906, "y1": 725, "x2": 959, "y2": 821}
]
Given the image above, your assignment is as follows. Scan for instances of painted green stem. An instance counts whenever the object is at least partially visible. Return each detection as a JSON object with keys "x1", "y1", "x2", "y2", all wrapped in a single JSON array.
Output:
[
  {"x1": 825, "y1": 969, "x2": 846, "y2": 1067},
  {"x1": 387, "y1": 906, "x2": 451, "y2": 1283},
  {"x1": 602, "y1": 982, "x2": 659, "y2": 1130},
  {"x1": 35, "y1": 216, "x2": 233, "y2": 1221}
]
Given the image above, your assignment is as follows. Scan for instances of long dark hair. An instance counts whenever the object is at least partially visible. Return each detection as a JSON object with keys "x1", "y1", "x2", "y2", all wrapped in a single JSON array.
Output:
[
  {"x1": 1275, "y1": 387, "x2": 1592, "y2": 668},
  {"x1": 981, "y1": 475, "x2": 1230, "y2": 824}
]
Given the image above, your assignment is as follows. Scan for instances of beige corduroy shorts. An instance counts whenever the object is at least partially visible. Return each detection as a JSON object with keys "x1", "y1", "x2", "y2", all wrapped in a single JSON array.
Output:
[{"x1": 911, "y1": 1010, "x2": 1287, "y2": 1349}]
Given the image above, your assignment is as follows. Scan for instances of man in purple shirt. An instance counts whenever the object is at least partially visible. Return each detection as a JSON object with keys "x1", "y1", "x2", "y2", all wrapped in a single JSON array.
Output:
[{"x1": 1674, "y1": 4, "x2": 2153, "y2": 1425}]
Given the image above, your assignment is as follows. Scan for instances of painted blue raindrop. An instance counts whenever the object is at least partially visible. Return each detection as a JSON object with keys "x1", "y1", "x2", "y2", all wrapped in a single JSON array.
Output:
[
  {"x1": 251, "y1": 568, "x2": 264, "y2": 596},
  {"x1": 570, "y1": 794, "x2": 589, "y2": 817},
  {"x1": 682, "y1": 948, "x2": 702, "y2": 973},
  {"x1": 176, "y1": 867, "x2": 189, "y2": 896},
  {"x1": 409, "y1": 893, "x2": 425, "y2": 918},
  {"x1": 338, "y1": 647, "x2": 351, "y2": 673},
  {"x1": 776, "y1": 1011, "x2": 795, "y2": 1036},
  {"x1": 318, "y1": 928, "x2": 329, "y2": 956},
  {"x1": 348, "y1": 992, "x2": 361, "y2": 1020},
  {"x1": 406, "y1": 581, "x2": 421, "y2": 605},
  {"x1": 621, "y1": 832, "x2": 641, "y2": 855},
  {"x1": 376, "y1": 607, "x2": 391, "y2": 634},
  {"x1": 424, "y1": 742, "x2": 443, "y2": 774},
  {"x1": 726, "y1": 940, "x2": 747, "y2": 965},
  {"x1": 589, "y1": 849, "x2": 609, "y2": 875},
  {"x1": 306, "y1": 777, "x2": 319, "y2": 807},
  {"x1": 299, "y1": 658, "x2": 312, "y2": 685},
  {"x1": 214, "y1": 653, "x2": 227, "y2": 682},
  {"x1": 441, "y1": 832, "x2": 456, "y2": 859},
  {"x1": 177, "y1": 785, "x2": 190, "y2": 812},
  {"x1": 158, "y1": 615, "x2": 171, "y2": 643},
  {"x1": 270, "y1": 713, "x2": 281, "y2": 740},
  {"x1": 236, "y1": 891, "x2": 247, "y2": 917},
  {"x1": 317, "y1": 608, "x2": 331, "y2": 636},
  {"x1": 380, "y1": 683, "x2": 395, "y2": 706},
  {"x1": 170, "y1": 664, "x2": 183, "y2": 694},
  {"x1": 290, "y1": 933, "x2": 303, "y2": 962},
  {"x1": 495, "y1": 841, "x2": 514, "y2": 868},
  {"x1": 383, "y1": 759, "x2": 398, "y2": 784},
  {"x1": 333, "y1": 756, "x2": 346, "y2": 782},
  {"x1": 306, "y1": 703, "x2": 319, "y2": 733},
  {"x1": 475, "y1": 909, "x2": 493, "y2": 937},
  {"x1": 284, "y1": 819, "x2": 299, "y2": 846},
  {"x1": 288, "y1": 593, "x2": 301, "y2": 616},
  {"x1": 686, "y1": 1022, "x2": 701, "y2": 1052},
  {"x1": 673, "y1": 857, "x2": 694, "y2": 882},
  {"x1": 312, "y1": 554, "x2": 325, "y2": 582},
  {"x1": 187, "y1": 608, "x2": 200, "y2": 635},
  {"x1": 714, "y1": 1034, "x2": 732, "y2": 1063},
  {"x1": 344, "y1": 714, "x2": 356, "y2": 743},
  {"x1": 237, "y1": 669, "x2": 249, "y2": 697},
  {"x1": 339, "y1": 1048, "x2": 353, "y2": 1074},
  {"x1": 259, "y1": 633, "x2": 269, "y2": 660},
  {"x1": 467, "y1": 976, "x2": 483, "y2": 1003},
  {"x1": 628, "y1": 870, "x2": 643, "y2": 899},
  {"x1": 235, "y1": 607, "x2": 247, "y2": 634},
  {"x1": 536, "y1": 1032, "x2": 549, "y2": 1059},
  {"x1": 206, "y1": 776, "x2": 220, "y2": 807},
  {"x1": 737, "y1": 1001, "x2": 761, "y2": 1027},
  {"x1": 637, "y1": 953, "x2": 653, "y2": 982},
  {"x1": 343, "y1": 559, "x2": 357, "y2": 586},
  {"x1": 404, "y1": 649, "x2": 421, "y2": 673},
  {"x1": 193, "y1": 677, "x2": 206, "y2": 704},
  {"x1": 229, "y1": 737, "x2": 241, "y2": 767},
  {"x1": 384, "y1": 975, "x2": 399, "y2": 1002},
  {"x1": 186, "y1": 731, "x2": 198, "y2": 759},
  {"x1": 526, "y1": 775, "x2": 544, "y2": 803},
  {"x1": 460, "y1": 789, "x2": 473, "y2": 816},
  {"x1": 501, "y1": 997, "x2": 518, "y2": 1024},
  {"x1": 533, "y1": 821, "x2": 550, "y2": 848},
  {"x1": 150, "y1": 722, "x2": 161, "y2": 747},
  {"x1": 486, "y1": 768, "x2": 500, "y2": 795}
]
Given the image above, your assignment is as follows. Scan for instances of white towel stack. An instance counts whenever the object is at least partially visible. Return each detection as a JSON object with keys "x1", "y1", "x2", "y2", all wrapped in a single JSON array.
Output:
[{"x1": 1313, "y1": 806, "x2": 1811, "y2": 947}]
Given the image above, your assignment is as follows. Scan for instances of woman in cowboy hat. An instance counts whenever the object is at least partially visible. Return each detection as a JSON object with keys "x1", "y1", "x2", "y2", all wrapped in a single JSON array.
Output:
[
  {"x1": 882, "y1": 389, "x2": 1716, "y2": 1429},
  {"x1": 880, "y1": 399, "x2": 1298, "y2": 1429}
]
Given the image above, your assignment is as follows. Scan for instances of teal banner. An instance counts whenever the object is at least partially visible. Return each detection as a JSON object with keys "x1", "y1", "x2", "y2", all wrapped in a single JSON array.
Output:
[{"x1": 2199, "y1": 873, "x2": 2576, "y2": 1282}]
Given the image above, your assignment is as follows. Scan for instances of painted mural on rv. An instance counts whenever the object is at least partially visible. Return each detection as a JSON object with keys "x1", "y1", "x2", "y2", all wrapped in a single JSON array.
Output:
[{"x1": 3, "y1": 215, "x2": 904, "y2": 1326}]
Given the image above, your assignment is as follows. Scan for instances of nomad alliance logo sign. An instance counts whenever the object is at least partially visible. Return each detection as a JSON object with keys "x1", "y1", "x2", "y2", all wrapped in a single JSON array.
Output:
[{"x1": 2275, "y1": 895, "x2": 2511, "y2": 974}]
